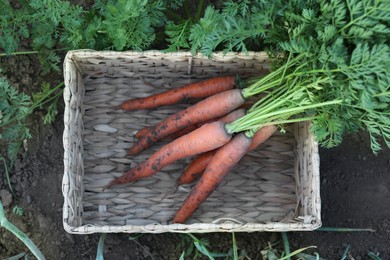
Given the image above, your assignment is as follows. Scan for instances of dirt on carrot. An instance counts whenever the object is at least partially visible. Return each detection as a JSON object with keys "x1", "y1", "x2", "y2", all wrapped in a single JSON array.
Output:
[
  {"x1": 127, "y1": 89, "x2": 246, "y2": 155},
  {"x1": 173, "y1": 132, "x2": 252, "y2": 223},
  {"x1": 105, "y1": 121, "x2": 233, "y2": 188},
  {"x1": 176, "y1": 108, "x2": 247, "y2": 185}
]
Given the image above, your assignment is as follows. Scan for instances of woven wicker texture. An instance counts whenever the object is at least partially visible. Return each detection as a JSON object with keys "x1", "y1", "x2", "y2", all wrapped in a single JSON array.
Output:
[{"x1": 63, "y1": 50, "x2": 321, "y2": 234}]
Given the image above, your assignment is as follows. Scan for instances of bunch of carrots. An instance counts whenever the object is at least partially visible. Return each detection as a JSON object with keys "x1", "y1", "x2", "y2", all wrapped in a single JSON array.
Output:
[
  {"x1": 102, "y1": 0, "x2": 390, "y2": 225},
  {"x1": 105, "y1": 75, "x2": 278, "y2": 223}
]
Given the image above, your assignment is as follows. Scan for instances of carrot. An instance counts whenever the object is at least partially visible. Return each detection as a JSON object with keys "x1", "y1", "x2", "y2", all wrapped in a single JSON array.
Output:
[
  {"x1": 104, "y1": 121, "x2": 233, "y2": 188},
  {"x1": 247, "y1": 125, "x2": 277, "y2": 151},
  {"x1": 176, "y1": 108, "x2": 247, "y2": 185},
  {"x1": 118, "y1": 75, "x2": 237, "y2": 111},
  {"x1": 136, "y1": 122, "x2": 200, "y2": 140},
  {"x1": 135, "y1": 127, "x2": 150, "y2": 139},
  {"x1": 128, "y1": 89, "x2": 246, "y2": 155},
  {"x1": 135, "y1": 106, "x2": 248, "y2": 140},
  {"x1": 172, "y1": 132, "x2": 252, "y2": 224},
  {"x1": 177, "y1": 150, "x2": 215, "y2": 185},
  {"x1": 166, "y1": 124, "x2": 200, "y2": 140},
  {"x1": 177, "y1": 125, "x2": 277, "y2": 185}
]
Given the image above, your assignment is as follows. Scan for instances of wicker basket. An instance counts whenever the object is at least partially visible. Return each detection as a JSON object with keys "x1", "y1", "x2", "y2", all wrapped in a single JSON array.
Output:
[{"x1": 62, "y1": 50, "x2": 321, "y2": 234}]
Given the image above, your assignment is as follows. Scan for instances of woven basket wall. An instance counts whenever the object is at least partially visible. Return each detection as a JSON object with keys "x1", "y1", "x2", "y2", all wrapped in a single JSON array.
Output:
[{"x1": 62, "y1": 50, "x2": 321, "y2": 234}]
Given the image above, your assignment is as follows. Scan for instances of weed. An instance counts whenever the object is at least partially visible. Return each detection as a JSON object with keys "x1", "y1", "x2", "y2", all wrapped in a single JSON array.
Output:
[
  {"x1": 0, "y1": 77, "x2": 63, "y2": 190},
  {"x1": 12, "y1": 205, "x2": 24, "y2": 216},
  {"x1": 0, "y1": 200, "x2": 45, "y2": 259},
  {"x1": 96, "y1": 233, "x2": 106, "y2": 260}
]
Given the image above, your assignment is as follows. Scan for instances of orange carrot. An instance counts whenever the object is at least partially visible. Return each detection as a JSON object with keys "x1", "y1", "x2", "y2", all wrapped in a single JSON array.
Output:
[
  {"x1": 176, "y1": 108, "x2": 247, "y2": 185},
  {"x1": 177, "y1": 125, "x2": 277, "y2": 185},
  {"x1": 119, "y1": 76, "x2": 237, "y2": 111},
  {"x1": 135, "y1": 107, "x2": 248, "y2": 140},
  {"x1": 172, "y1": 132, "x2": 252, "y2": 224},
  {"x1": 166, "y1": 124, "x2": 201, "y2": 140},
  {"x1": 135, "y1": 127, "x2": 150, "y2": 139},
  {"x1": 136, "y1": 122, "x2": 200, "y2": 140},
  {"x1": 247, "y1": 125, "x2": 277, "y2": 151},
  {"x1": 177, "y1": 150, "x2": 215, "y2": 185},
  {"x1": 105, "y1": 121, "x2": 233, "y2": 188},
  {"x1": 128, "y1": 89, "x2": 246, "y2": 155}
]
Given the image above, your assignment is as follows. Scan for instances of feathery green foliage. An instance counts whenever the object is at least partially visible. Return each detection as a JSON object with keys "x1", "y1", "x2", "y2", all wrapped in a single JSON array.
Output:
[
  {"x1": 0, "y1": 77, "x2": 63, "y2": 169},
  {"x1": 0, "y1": 1, "x2": 31, "y2": 54},
  {"x1": 29, "y1": 0, "x2": 84, "y2": 50},
  {"x1": 92, "y1": 0, "x2": 166, "y2": 51},
  {"x1": 188, "y1": 0, "x2": 272, "y2": 56},
  {"x1": 0, "y1": 200, "x2": 45, "y2": 259},
  {"x1": 0, "y1": 77, "x2": 32, "y2": 164},
  {"x1": 187, "y1": 0, "x2": 390, "y2": 154},
  {"x1": 0, "y1": 0, "x2": 168, "y2": 55}
]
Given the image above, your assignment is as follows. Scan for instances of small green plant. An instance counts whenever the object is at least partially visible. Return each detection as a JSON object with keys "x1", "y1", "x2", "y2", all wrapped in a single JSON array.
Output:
[
  {"x1": 0, "y1": 200, "x2": 45, "y2": 260},
  {"x1": 178, "y1": 232, "x2": 318, "y2": 260},
  {"x1": 178, "y1": 233, "x2": 230, "y2": 259},
  {"x1": 88, "y1": 0, "x2": 167, "y2": 51},
  {"x1": 0, "y1": 77, "x2": 63, "y2": 190},
  {"x1": 96, "y1": 233, "x2": 106, "y2": 260},
  {"x1": 0, "y1": 0, "x2": 168, "y2": 54},
  {"x1": 0, "y1": 156, "x2": 13, "y2": 194},
  {"x1": 164, "y1": 0, "x2": 205, "y2": 52},
  {"x1": 316, "y1": 226, "x2": 381, "y2": 259},
  {"x1": 0, "y1": 77, "x2": 32, "y2": 166},
  {"x1": 368, "y1": 251, "x2": 382, "y2": 260},
  {"x1": 12, "y1": 205, "x2": 24, "y2": 216},
  {"x1": 260, "y1": 233, "x2": 317, "y2": 260}
]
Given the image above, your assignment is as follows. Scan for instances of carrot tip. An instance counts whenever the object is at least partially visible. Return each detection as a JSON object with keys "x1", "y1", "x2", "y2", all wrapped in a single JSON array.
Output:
[
  {"x1": 103, "y1": 182, "x2": 113, "y2": 191},
  {"x1": 127, "y1": 150, "x2": 138, "y2": 156}
]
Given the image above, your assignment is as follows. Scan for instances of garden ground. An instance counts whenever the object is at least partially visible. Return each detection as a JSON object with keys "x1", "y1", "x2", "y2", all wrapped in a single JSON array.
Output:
[{"x1": 0, "y1": 54, "x2": 389, "y2": 260}]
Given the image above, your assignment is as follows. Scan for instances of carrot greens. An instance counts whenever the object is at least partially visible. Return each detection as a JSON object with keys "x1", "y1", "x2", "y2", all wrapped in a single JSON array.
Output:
[{"x1": 197, "y1": 0, "x2": 390, "y2": 154}]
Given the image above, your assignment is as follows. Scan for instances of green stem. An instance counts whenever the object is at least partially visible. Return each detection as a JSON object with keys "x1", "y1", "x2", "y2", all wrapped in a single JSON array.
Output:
[
  {"x1": 317, "y1": 227, "x2": 376, "y2": 232},
  {"x1": 30, "y1": 83, "x2": 64, "y2": 111},
  {"x1": 183, "y1": 0, "x2": 192, "y2": 19},
  {"x1": 96, "y1": 233, "x2": 106, "y2": 260},
  {"x1": 260, "y1": 116, "x2": 318, "y2": 126},
  {"x1": 0, "y1": 157, "x2": 14, "y2": 195},
  {"x1": 0, "y1": 48, "x2": 66, "y2": 56},
  {"x1": 0, "y1": 201, "x2": 46, "y2": 260},
  {"x1": 248, "y1": 84, "x2": 287, "y2": 112},
  {"x1": 281, "y1": 232, "x2": 291, "y2": 260},
  {"x1": 0, "y1": 51, "x2": 39, "y2": 56},
  {"x1": 242, "y1": 53, "x2": 305, "y2": 97},
  {"x1": 339, "y1": 4, "x2": 378, "y2": 33},
  {"x1": 195, "y1": 0, "x2": 204, "y2": 21},
  {"x1": 227, "y1": 100, "x2": 342, "y2": 133},
  {"x1": 373, "y1": 91, "x2": 390, "y2": 97},
  {"x1": 288, "y1": 68, "x2": 343, "y2": 77},
  {"x1": 259, "y1": 100, "x2": 341, "y2": 121},
  {"x1": 232, "y1": 232, "x2": 238, "y2": 260}
]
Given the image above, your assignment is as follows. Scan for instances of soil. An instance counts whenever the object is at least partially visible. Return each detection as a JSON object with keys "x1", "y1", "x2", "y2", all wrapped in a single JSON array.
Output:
[{"x1": 1, "y1": 54, "x2": 390, "y2": 260}]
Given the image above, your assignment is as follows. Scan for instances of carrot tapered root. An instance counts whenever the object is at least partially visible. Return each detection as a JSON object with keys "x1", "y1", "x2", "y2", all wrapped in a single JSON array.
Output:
[
  {"x1": 177, "y1": 108, "x2": 247, "y2": 185},
  {"x1": 177, "y1": 150, "x2": 216, "y2": 185},
  {"x1": 173, "y1": 132, "x2": 252, "y2": 224},
  {"x1": 247, "y1": 125, "x2": 277, "y2": 151},
  {"x1": 177, "y1": 124, "x2": 277, "y2": 185},
  {"x1": 119, "y1": 76, "x2": 236, "y2": 111},
  {"x1": 128, "y1": 89, "x2": 246, "y2": 155},
  {"x1": 105, "y1": 121, "x2": 233, "y2": 189},
  {"x1": 135, "y1": 108, "x2": 247, "y2": 141}
]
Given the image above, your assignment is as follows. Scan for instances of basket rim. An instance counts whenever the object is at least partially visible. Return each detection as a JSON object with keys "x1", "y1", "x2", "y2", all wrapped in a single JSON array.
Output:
[
  {"x1": 64, "y1": 219, "x2": 322, "y2": 234},
  {"x1": 63, "y1": 49, "x2": 270, "y2": 63}
]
